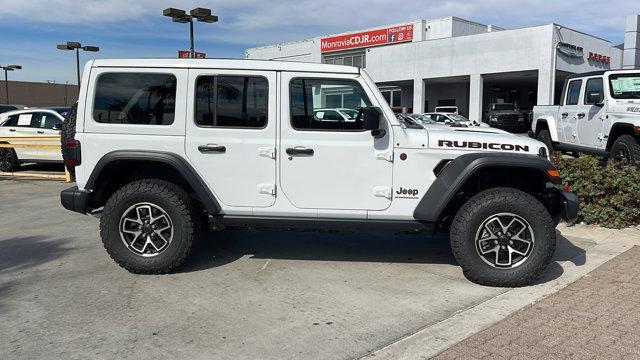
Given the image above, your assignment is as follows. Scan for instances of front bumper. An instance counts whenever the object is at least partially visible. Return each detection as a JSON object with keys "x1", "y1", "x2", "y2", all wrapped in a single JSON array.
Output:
[
  {"x1": 61, "y1": 186, "x2": 90, "y2": 214},
  {"x1": 558, "y1": 188, "x2": 579, "y2": 224}
]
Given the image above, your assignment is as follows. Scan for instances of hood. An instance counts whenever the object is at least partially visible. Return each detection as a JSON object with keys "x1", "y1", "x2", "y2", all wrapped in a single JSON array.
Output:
[{"x1": 424, "y1": 126, "x2": 547, "y2": 157}]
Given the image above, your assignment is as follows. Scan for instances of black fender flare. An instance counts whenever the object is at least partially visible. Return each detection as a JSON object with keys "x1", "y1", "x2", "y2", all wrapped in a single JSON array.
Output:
[
  {"x1": 413, "y1": 152, "x2": 559, "y2": 222},
  {"x1": 85, "y1": 150, "x2": 222, "y2": 214}
]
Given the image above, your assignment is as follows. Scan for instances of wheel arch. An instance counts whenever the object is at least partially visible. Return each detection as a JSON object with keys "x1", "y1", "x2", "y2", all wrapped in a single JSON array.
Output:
[
  {"x1": 413, "y1": 153, "x2": 562, "y2": 227},
  {"x1": 533, "y1": 116, "x2": 559, "y2": 142},
  {"x1": 85, "y1": 150, "x2": 221, "y2": 214},
  {"x1": 606, "y1": 123, "x2": 638, "y2": 151}
]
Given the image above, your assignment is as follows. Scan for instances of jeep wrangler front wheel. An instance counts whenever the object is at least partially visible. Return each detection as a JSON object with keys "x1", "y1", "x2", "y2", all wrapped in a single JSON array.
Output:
[
  {"x1": 99, "y1": 179, "x2": 199, "y2": 274},
  {"x1": 450, "y1": 187, "x2": 556, "y2": 287}
]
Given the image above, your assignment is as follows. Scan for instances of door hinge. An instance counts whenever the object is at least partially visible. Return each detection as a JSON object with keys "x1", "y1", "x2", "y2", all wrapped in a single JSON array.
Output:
[
  {"x1": 375, "y1": 150, "x2": 393, "y2": 162},
  {"x1": 258, "y1": 147, "x2": 276, "y2": 159},
  {"x1": 257, "y1": 183, "x2": 276, "y2": 196},
  {"x1": 373, "y1": 186, "x2": 391, "y2": 199},
  {"x1": 597, "y1": 133, "x2": 606, "y2": 141}
]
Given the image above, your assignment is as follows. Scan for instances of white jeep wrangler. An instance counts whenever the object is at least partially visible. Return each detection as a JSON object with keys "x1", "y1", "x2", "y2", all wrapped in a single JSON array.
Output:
[
  {"x1": 60, "y1": 59, "x2": 577, "y2": 287},
  {"x1": 532, "y1": 70, "x2": 640, "y2": 164}
]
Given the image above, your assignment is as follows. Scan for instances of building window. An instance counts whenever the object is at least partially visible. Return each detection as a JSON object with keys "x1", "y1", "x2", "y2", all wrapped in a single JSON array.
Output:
[
  {"x1": 93, "y1": 73, "x2": 176, "y2": 125},
  {"x1": 323, "y1": 51, "x2": 366, "y2": 68},
  {"x1": 380, "y1": 88, "x2": 402, "y2": 108}
]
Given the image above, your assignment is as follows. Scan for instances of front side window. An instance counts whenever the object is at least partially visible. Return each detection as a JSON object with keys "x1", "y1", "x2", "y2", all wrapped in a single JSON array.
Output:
[
  {"x1": 609, "y1": 73, "x2": 640, "y2": 99},
  {"x1": 565, "y1": 80, "x2": 582, "y2": 105},
  {"x1": 93, "y1": 73, "x2": 176, "y2": 125},
  {"x1": 584, "y1": 78, "x2": 604, "y2": 104},
  {"x1": 290, "y1": 78, "x2": 372, "y2": 131},
  {"x1": 195, "y1": 75, "x2": 268, "y2": 128}
]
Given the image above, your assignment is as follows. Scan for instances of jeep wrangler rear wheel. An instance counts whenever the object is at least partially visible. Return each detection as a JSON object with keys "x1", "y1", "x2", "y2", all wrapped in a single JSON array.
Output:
[
  {"x1": 536, "y1": 129, "x2": 553, "y2": 153},
  {"x1": 450, "y1": 187, "x2": 556, "y2": 287},
  {"x1": 99, "y1": 179, "x2": 199, "y2": 274}
]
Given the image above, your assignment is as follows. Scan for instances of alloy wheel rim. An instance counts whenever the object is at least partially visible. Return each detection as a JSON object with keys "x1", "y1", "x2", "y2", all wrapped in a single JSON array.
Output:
[
  {"x1": 617, "y1": 144, "x2": 631, "y2": 165},
  {"x1": 475, "y1": 213, "x2": 535, "y2": 268},
  {"x1": 119, "y1": 202, "x2": 174, "y2": 257},
  {"x1": 0, "y1": 149, "x2": 14, "y2": 171}
]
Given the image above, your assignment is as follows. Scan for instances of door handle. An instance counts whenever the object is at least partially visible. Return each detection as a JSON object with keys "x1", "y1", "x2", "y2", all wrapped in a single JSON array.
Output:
[
  {"x1": 577, "y1": 112, "x2": 586, "y2": 119},
  {"x1": 8, "y1": 128, "x2": 16, "y2": 132},
  {"x1": 37, "y1": 130, "x2": 45, "y2": 134},
  {"x1": 286, "y1": 147, "x2": 314, "y2": 156},
  {"x1": 198, "y1": 144, "x2": 226, "y2": 153},
  {"x1": 561, "y1": 112, "x2": 568, "y2": 118}
]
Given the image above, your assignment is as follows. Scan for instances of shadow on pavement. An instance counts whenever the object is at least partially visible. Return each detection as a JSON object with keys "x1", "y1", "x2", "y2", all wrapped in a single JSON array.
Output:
[
  {"x1": 0, "y1": 236, "x2": 72, "y2": 273},
  {"x1": 530, "y1": 231, "x2": 587, "y2": 285},
  {"x1": 180, "y1": 230, "x2": 455, "y2": 273},
  {"x1": 14, "y1": 163, "x2": 65, "y2": 173}
]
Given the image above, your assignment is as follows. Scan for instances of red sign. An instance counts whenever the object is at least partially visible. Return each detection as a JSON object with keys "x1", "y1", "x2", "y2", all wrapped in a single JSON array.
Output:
[
  {"x1": 588, "y1": 52, "x2": 610, "y2": 64},
  {"x1": 178, "y1": 51, "x2": 206, "y2": 59},
  {"x1": 321, "y1": 24, "x2": 413, "y2": 53}
]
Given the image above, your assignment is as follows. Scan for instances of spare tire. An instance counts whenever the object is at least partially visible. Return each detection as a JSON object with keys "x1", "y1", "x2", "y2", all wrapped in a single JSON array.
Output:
[{"x1": 60, "y1": 103, "x2": 78, "y2": 180}]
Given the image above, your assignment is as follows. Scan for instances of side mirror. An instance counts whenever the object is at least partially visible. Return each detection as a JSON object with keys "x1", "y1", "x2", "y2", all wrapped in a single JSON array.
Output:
[
  {"x1": 587, "y1": 92, "x2": 603, "y2": 106},
  {"x1": 358, "y1": 107, "x2": 385, "y2": 138},
  {"x1": 52, "y1": 123, "x2": 63, "y2": 131}
]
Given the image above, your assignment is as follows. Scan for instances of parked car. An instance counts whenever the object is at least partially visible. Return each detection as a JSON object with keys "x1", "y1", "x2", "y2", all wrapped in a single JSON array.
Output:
[
  {"x1": 424, "y1": 112, "x2": 489, "y2": 127},
  {"x1": 60, "y1": 58, "x2": 576, "y2": 287},
  {"x1": 313, "y1": 108, "x2": 360, "y2": 121},
  {"x1": 484, "y1": 103, "x2": 525, "y2": 132},
  {"x1": 0, "y1": 108, "x2": 64, "y2": 172},
  {"x1": 434, "y1": 106, "x2": 459, "y2": 114},
  {"x1": 532, "y1": 70, "x2": 640, "y2": 165}
]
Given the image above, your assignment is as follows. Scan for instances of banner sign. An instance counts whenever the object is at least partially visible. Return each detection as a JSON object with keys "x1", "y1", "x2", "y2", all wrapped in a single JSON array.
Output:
[{"x1": 320, "y1": 24, "x2": 413, "y2": 53}]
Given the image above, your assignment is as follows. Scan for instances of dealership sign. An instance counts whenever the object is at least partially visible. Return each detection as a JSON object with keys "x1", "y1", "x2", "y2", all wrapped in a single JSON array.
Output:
[
  {"x1": 556, "y1": 42, "x2": 583, "y2": 57},
  {"x1": 588, "y1": 52, "x2": 611, "y2": 64},
  {"x1": 178, "y1": 50, "x2": 206, "y2": 59},
  {"x1": 320, "y1": 24, "x2": 413, "y2": 53}
]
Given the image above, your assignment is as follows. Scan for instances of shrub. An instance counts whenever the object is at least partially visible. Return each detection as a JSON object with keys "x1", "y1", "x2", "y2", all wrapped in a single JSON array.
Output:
[{"x1": 553, "y1": 155, "x2": 640, "y2": 229}]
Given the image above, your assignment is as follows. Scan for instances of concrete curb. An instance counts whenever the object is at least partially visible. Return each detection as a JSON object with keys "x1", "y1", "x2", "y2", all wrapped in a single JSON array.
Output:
[{"x1": 363, "y1": 225, "x2": 640, "y2": 360}]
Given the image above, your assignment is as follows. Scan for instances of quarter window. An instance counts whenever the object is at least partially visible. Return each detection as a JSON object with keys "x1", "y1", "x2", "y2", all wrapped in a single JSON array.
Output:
[
  {"x1": 584, "y1": 78, "x2": 604, "y2": 105},
  {"x1": 195, "y1": 76, "x2": 268, "y2": 128},
  {"x1": 565, "y1": 80, "x2": 582, "y2": 105},
  {"x1": 290, "y1": 78, "x2": 372, "y2": 131},
  {"x1": 93, "y1": 73, "x2": 177, "y2": 125}
]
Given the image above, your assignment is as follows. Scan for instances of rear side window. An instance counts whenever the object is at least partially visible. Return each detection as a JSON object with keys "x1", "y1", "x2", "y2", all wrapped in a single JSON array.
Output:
[
  {"x1": 93, "y1": 73, "x2": 177, "y2": 125},
  {"x1": 565, "y1": 80, "x2": 582, "y2": 105},
  {"x1": 584, "y1": 78, "x2": 604, "y2": 104},
  {"x1": 195, "y1": 75, "x2": 268, "y2": 128}
]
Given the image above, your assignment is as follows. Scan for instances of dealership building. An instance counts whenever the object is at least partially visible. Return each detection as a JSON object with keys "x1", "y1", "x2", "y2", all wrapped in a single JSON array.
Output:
[{"x1": 246, "y1": 15, "x2": 640, "y2": 121}]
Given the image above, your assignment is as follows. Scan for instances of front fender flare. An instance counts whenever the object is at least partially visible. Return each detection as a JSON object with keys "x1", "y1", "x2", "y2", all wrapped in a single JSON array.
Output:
[{"x1": 413, "y1": 152, "x2": 558, "y2": 223}]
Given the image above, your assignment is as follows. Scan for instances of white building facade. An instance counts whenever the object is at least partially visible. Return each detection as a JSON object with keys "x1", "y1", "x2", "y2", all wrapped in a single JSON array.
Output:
[{"x1": 246, "y1": 15, "x2": 640, "y2": 122}]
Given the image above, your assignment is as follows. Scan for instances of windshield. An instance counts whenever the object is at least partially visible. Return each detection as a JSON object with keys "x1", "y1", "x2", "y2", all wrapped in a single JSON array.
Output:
[
  {"x1": 448, "y1": 114, "x2": 468, "y2": 122},
  {"x1": 493, "y1": 104, "x2": 516, "y2": 111},
  {"x1": 609, "y1": 73, "x2": 640, "y2": 99}
]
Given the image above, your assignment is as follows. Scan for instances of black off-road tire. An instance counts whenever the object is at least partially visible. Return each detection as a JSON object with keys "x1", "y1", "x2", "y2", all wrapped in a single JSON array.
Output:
[
  {"x1": 60, "y1": 103, "x2": 77, "y2": 180},
  {"x1": 450, "y1": 187, "x2": 556, "y2": 287},
  {"x1": 0, "y1": 148, "x2": 19, "y2": 172},
  {"x1": 610, "y1": 134, "x2": 640, "y2": 166},
  {"x1": 536, "y1": 129, "x2": 554, "y2": 153},
  {"x1": 99, "y1": 179, "x2": 199, "y2": 274}
]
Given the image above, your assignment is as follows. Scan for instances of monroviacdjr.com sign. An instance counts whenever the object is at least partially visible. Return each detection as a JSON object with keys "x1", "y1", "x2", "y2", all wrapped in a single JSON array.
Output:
[{"x1": 320, "y1": 24, "x2": 413, "y2": 53}]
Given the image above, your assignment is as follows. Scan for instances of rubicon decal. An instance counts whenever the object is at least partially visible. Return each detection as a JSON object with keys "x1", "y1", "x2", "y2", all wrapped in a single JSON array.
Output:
[{"x1": 438, "y1": 140, "x2": 530, "y2": 152}]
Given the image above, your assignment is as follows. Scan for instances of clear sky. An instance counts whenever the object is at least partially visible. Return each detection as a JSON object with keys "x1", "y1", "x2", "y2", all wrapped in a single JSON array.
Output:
[{"x1": 0, "y1": 0, "x2": 636, "y2": 84}]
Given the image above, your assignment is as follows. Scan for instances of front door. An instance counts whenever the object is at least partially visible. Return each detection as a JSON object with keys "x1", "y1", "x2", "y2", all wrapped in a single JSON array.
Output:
[
  {"x1": 560, "y1": 79, "x2": 583, "y2": 144},
  {"x1": 279, "y1": 73, "x2": 393, "y2": 211},
  {"x1": 577, "y1": 77, "x2": 606, "y2": 148},
  {"x1": 185, "y1": 69, "x2": 277, "y2": 208},
  {"x1": 35, "y1": 112, "x2": 63, "y2": 161},
  {"x1": 1, "y1": 112, "x2": 40, "y2": 159}
]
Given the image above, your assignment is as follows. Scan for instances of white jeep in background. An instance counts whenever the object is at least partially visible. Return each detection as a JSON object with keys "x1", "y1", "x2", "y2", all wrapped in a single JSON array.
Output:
[
  {"x1": 532, "y1": 70, "x2": 640, "y2": 164},
  {"x1": 60, "y1": 59, "x2": 577, "y2": 287}
]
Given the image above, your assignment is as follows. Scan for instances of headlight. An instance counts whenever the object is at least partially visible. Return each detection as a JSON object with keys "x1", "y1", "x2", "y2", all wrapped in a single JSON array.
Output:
[{"x1": 490, "y1": 116, "x2": 498, "y2": 122}]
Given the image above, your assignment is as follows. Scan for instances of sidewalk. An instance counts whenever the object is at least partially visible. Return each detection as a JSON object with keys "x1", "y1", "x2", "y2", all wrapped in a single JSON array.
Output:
[{"x1": 434, "y1": 245, "x2": 640, "y2": 359}]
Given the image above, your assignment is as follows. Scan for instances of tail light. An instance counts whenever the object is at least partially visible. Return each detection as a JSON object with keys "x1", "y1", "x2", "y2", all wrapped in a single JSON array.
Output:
[{"x1": 62, "y1": 139, "x2": 81, "y2": 167}]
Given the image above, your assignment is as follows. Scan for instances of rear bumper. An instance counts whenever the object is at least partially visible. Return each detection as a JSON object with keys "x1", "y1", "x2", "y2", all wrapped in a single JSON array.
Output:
[
  {"x1": 60, "y1": 186, "x2": 90, "y2": 214},
  {"x1": 558, "y1": 188, "x2": 579, "y2": 224}
]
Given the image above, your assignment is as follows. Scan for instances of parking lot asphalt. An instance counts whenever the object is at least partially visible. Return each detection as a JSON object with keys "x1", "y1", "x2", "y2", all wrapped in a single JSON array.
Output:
[{"x1": 0, "y1": 179, "x2": 637, "y2": 360}]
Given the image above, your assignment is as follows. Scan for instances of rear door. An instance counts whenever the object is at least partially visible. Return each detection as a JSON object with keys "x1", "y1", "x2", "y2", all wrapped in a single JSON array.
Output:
[
  {"x1": 560, "y1": 79, "x2": 582, "y2": 144},
  {"x1": 35, "y1": 112, "x2": 63, "y2": 161},
  {"x1": 185, "y1": 69, "x2": 277, "y2": 208},
  {"x1": 279, "y1": 72, "x2": 393, "y2": 211}
]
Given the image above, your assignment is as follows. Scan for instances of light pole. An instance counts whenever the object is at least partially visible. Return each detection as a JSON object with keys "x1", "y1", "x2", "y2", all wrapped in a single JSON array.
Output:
[
  {"x1": 1, "y1": 65, "x2": 22, "y2": 104},
  {"x1": 56, "y1": 41, "x2": 99, "y2": 85},
  {"x1": 163, "y1": 7, "x2": 218, "y2": 58}
]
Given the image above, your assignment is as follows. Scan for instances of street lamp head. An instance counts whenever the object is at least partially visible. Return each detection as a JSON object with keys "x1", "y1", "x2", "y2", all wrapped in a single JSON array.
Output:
[
  {"x1": 82, "y1": 46, "x2": 100, "y2": 52},
  {"x1": 163, "y1": 7, "x2": 186, "y2": 17},
  {"x1": 57, "y1": 44, "x2": 72, "y2": 50},
  {"x1": 66, "y1": 41, "x2": 81, "y2": 49},
  {"x1": 190, "y1": 7, "x2": 211, "y2": 18},
  {"x1": 9, "y1": 65, "x2": 22, "y2": 70},
  {"x1": 198, "y1": 14, "x2": 218, "y2": 23},
  {"x1": 172, "y1": 16, "x2": 191, "y2": 23}
]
